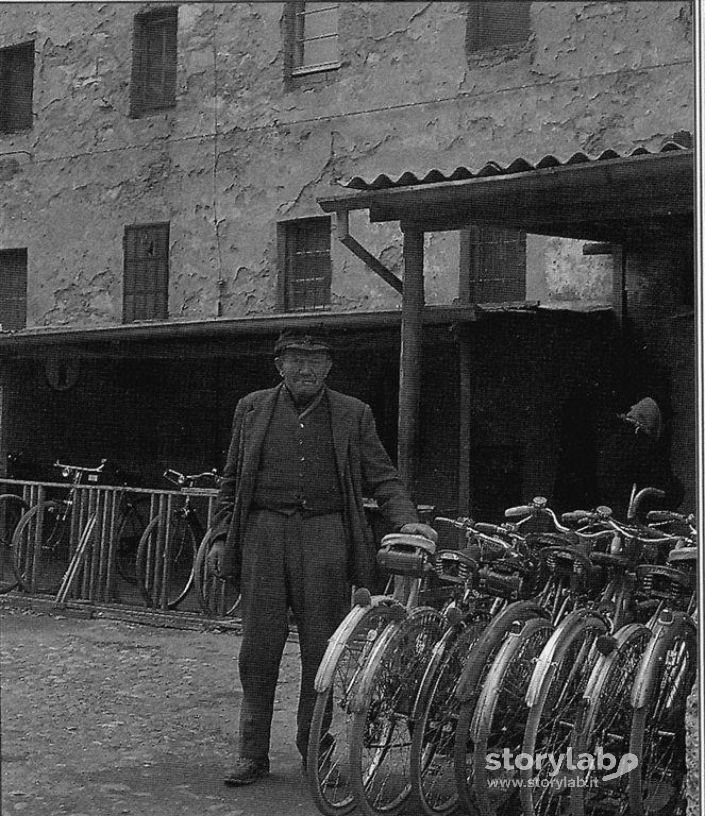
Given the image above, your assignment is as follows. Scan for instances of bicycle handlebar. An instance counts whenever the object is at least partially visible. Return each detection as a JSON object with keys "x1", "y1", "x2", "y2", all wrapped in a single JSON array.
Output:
[
  {"x1": 163, "y1": 468, "x2": 219, "y2": 488},
  {"x1": 54, "y1": 459, "x2": 107, "y2": 476}
]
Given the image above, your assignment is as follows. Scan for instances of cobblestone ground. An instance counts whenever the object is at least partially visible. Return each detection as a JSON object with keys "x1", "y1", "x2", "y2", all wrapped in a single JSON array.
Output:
[{"x1": 1, "y1": 608, "x2": 321, "y2": 816}]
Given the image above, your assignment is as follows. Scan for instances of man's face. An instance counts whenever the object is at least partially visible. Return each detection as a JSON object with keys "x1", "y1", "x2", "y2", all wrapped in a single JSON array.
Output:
[{"x1": 275, "y1": 349, "x2": 332, "y2": 403}]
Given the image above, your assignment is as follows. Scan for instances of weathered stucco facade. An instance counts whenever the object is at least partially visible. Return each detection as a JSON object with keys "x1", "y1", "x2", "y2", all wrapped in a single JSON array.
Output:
[{"x1": 0, "y1": 1, "x2": 692, "y2": 327}]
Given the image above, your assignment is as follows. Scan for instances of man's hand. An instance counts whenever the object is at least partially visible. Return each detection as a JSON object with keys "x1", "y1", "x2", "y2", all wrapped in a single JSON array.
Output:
[
  {"x1": 399, "y1": 522, "x2": 438, "y2": 543},
  {"x1": 206, "y1": 538, "x2": 235, "y2": 578}
]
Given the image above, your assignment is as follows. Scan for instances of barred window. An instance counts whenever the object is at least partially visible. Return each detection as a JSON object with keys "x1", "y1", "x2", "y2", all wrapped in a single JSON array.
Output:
[
  {"x1": 466, "y1": 1, "x2": 531, "y2": 52},
  {"x1": 278, "y1": 218, "x2": 332, "y2": 312},
  {"x1": 0, "y1": 249, "x2": 27, "y2": 331},
  {"x1": 130, "y1": 7, "x2": 177, "y2": 117},
  {"x1": 461, "y1": 225, "x2": 526, "y2": 303},
  {"x1": 123, "y1": 223, "x2": 169, "y2": 322},
  {"x1": 287, "y1": 2, "x2": 339, "y2": 76},
  {"x1": 0, "y1": 42, "x2": 34, "y2": 133}
]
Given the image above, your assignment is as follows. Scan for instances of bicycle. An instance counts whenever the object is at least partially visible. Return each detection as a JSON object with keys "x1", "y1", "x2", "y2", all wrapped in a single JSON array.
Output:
[
  {"x1": 306, "y1": 530, "x2": 438, "y2": 816},
  {"x1": 459, "y1": 498, "x2": 620, "y2": 816},
  {"x1": 135, "y1": 468, "x2": 218, "y2": 610},
  {"x1": 0, "y1": 492, "x2": 30, "y2": 593},
  {"x1": 408, "y1": 520, "x2": 544, "y2": 816},
  {"x1": 12, "y1": 460, "x2": 110, "y2": 594},
  {"x1": 569, "y1": 519, "x2": 697, "y2": 816},
  {"x1": 193, "y1": 526, "x2": 241, "y2": 618}
]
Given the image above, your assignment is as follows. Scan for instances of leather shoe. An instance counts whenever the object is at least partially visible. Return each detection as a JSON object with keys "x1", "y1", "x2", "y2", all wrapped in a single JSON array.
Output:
[{"x1": 224, "y1": 758, "x2": 270, "y2": 786}]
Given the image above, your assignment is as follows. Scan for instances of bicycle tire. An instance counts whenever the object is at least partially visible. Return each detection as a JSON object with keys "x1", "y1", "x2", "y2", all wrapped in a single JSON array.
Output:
[
  {"x1": 410, "y1": 618, "x2": 490, "y2": 816},
  {"x1": 470, "y1": 616, "x2": 554, "y2": 816},
  {"x1": 453, "y1": 600, "x2": 546, "y2": 814},
  {"x1": 12, "y1": 500, "x2": 67, "y2": 594},
  {"x1": 628, "y1": 614, "x2": 697, "y2": 816},
  {"x1": 135, "y1": 514, "x2": 199, "y2": 609},
  {"x1": 0, "y1": 494, "x2": 29, "y2": 593},
  {"x1": 307, "y1": 602, "x2": 399, "y2": 816},
  {"x1": 349, "y1": 606, "x2": 446, "y2": 816},
  {"x1": 193, "y1": 529, "x2": 240, "y2": 618},
  {"x1": 113, "y1": 495, "x2": 151, "y2": 584},
  {"x1": 570, "y1": 622, "x2": 652, "y2": 816},
  {"x1": 520, "y1": 610, "x2": 609, "y2": 816}
]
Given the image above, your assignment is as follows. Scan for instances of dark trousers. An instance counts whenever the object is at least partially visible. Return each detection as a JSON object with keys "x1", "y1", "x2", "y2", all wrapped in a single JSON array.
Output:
[{"x1": 237, "y1": 509, "x2": 350, "y2": 761}]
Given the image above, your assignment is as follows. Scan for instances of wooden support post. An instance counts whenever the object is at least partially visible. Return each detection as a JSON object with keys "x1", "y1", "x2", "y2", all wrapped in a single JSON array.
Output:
[
  {"x1": 457, "y1": 325, "x2": 472, "y2": 516},
  {"x1": 611, "y1": 243, "x2": 627, "y2": 327},
  {"x1": 398, "y1": 223, "x2": 425, "y2": 492}
]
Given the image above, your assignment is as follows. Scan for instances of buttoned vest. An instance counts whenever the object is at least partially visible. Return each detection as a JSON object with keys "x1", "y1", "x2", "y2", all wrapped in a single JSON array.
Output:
[{"x1": 253, "y1": 390, "x2": 343, "y2": 515}]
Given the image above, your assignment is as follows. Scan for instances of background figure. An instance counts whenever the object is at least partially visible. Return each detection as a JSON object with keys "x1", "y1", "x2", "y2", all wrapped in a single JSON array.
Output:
[{"x1": 607, "y1": 396, "x2": 684, "y2": 519}]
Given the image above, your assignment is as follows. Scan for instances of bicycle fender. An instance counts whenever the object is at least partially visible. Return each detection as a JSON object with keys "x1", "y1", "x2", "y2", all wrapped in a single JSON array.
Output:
[
  {"x1": 630, "y1": 611, "x2": 696, "y2": 709},
  {"x1": 581, "y1": 622, "x2": 651, "y2": 709},
  {"x1": 409, "y1": 624, "x2": 459, "y2": 720},
  {"x1": 455, "y1": 599, "x2": 546, "y2": 702},
  {"x1": 524, "y1": 608, "x2": 609, "y2": 707},
  {"x1": 469, "y1": 617, "x2": 553, "y2": 739},
  {"x1": 350, "y1": 606, "x2": 444, "y2": 712},
  {"x1": 313, "y1": 602, "x2": 400, "y2": 692}
]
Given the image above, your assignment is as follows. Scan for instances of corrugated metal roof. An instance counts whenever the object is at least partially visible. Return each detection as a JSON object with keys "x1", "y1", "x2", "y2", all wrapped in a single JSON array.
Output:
[{"x1": 344, "y1": 137, "x2": 692, "y2": 191}]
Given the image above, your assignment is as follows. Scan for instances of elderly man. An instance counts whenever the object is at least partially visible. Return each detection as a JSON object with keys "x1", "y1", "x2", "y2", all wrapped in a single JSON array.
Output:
[{"x1": 208, "y1": 329, "x2": 435, "y2": 786}]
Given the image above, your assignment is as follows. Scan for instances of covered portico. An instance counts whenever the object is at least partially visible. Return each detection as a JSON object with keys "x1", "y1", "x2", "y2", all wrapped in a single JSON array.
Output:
[{"x1": 317, "y1": 143, "x2": 694, "y2": 510}]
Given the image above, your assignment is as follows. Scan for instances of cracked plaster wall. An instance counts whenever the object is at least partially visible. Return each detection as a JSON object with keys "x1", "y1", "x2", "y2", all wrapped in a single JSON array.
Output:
[{"x1": 0, "y1": 1, "x2": 693, "y2": 328}]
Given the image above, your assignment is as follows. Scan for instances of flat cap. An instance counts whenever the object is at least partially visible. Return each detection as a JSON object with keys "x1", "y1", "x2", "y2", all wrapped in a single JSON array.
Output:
[{"x1": 273, "y1": 330, "x2": 332, "y2": 356}]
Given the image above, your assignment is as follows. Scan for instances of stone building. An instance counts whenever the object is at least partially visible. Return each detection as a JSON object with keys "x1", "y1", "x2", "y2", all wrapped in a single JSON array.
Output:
[{"x1": 0, "y1": 2, "x2": 694, "y2": 516}]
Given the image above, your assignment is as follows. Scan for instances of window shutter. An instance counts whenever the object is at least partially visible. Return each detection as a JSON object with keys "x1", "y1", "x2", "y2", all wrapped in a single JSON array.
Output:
[
  {"x1": 0, "y1": 249, "x2": 28, "y2": 331},
  {"x1": 0, "y1": 42, "x2": 34, "y2": 133}
]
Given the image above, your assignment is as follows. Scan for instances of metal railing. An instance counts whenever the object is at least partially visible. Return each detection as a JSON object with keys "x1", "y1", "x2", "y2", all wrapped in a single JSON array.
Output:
[{"x1": 1, "y1": 478, "x2": 219, "y2": 610}]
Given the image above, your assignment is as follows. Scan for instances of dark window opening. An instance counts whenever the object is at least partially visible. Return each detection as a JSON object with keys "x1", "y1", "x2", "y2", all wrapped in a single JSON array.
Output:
[
  {"x1": 0, "y1": 42, "x2": 34, "y2": 133},
  {"x1": 0, "y1": 248, "x2": 28, "y2": 331},
  {"x1": 278, "y1": 218, "x2": 332, "y2": 311},
  {"x1": 123, "y1": 223, "x2": 169, "y2": 322},
  {"x1": 461, "y1": 225, "x2": 526, "y2": 302},
  {"x1": 130, "y1": 7, "x2": 177, "y2": 117},
  {"x1": 466, "y1": 1, "x2": 531, "y2": 53}
]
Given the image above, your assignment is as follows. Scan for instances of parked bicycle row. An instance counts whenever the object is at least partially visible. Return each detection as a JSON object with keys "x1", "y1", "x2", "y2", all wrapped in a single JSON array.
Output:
[
  {"x1": 305, "y1": 491, "x2": 697, "y2": 816},
  {"x1": 0, "y1": 460, "x2": 239, "y2": 618}
]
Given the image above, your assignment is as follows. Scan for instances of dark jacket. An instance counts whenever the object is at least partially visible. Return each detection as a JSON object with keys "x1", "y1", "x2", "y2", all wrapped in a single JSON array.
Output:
[{"x1": 213, "y1": 385, "x2": 419, "y2": 588}]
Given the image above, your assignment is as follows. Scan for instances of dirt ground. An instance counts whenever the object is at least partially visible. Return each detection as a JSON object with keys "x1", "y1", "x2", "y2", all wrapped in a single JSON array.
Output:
[{"x1": 0, "y1": 606, "x2": 321, "y2": 816}]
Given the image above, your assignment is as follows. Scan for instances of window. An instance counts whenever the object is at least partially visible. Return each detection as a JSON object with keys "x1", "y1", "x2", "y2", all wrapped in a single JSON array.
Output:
[
  {"x1": 466, "y1": 1, "x2": 531, "y2": 52},
  {"x1": 286, "y1": 2, "x2": 339, "y2": 76},
  {"x1": 0, "y1": 42, "x2": 34, "y2": 133},
  {"x1": 123, "y1": 223, "x2": 169, "y2": 322},
  {"x1": 278, "y1": 218, "x2": 332, "y2": 311},
  {"x1": 460, "y1": 225, "x2": 526, "y2": 302},
  {"x1": 0, "y1": 249, "x2": 27, "y2": 331},
  {"x1": 130, "y1": 7, "x2": 177, "y2": 117}
]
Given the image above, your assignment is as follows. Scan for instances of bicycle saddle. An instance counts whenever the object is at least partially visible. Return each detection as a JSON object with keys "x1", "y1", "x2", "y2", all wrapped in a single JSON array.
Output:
[
  {"x1": 541, "y1": 545, "x2": 593, "y2": 575},
  {"x1": 635, "y1": 564, "x2": 693, "y2": 599},
  {"x1": 377, "y1": 533, "x2": 437, "y2": 577},
  {"x1": 589, "y1": 551, "x2": 634, "y2": 570},
  {"x1": 436, "y1": 549, "x2": 479, "y2": 584}
]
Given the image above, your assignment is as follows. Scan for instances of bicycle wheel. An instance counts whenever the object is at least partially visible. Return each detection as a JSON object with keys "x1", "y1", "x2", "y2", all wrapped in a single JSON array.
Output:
[
  {"x1": 570, "y1": 622, "x2": 652, "y2": 816},
  {"x1": 0, "y1": 494, "x2": 29, "y2": 593},
  {"x1": 471, "y1": 616, "x2": 554, "y2": 816},
  {"x1": 628, "y1": 613, "x2": 697, "y2": 816},
  {"x1": 520, "y1": 609, "x2": 609, "y2": 816},
  {"x1": 136, "y1": 513, "x2": 199, "y2": 609},
  {"x1": 349, "y1": 606, "x2": 446, "y2": 816},
  {"x1": 410, "y1": 617, "x2": 490, "y2": 816},
  {"x1": 193, "y1": 529, "x2": 240, "y2": 618},
  {"x1": 307, "y1": 601, "x2": 400, "y2": 816},
  {"x1": 12, "y1": 500, "x2": 67, "y2": 594},
  {"x1": 453, "y1": 600, "x2": 545, "y2": 814},
  {"x1": 113, "y1": 495, "x2": 151, "y2": 584}
]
